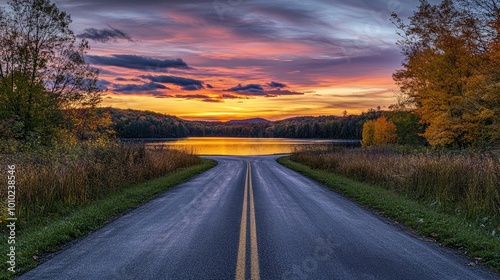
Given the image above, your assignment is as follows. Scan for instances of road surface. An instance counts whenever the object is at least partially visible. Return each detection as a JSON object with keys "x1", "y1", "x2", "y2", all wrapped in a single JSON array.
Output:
[{"x1": 19, "y1": 156, "x2": 498, "y2": 279}]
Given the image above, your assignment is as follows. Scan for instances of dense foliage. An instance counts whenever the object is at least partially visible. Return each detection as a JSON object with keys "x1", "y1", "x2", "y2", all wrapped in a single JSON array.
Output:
[
  {"x1": 0, "y1": 0, "x2": 107, "y2": 147},
  {"x1": 361, "y1": 116, "x2": 398, "y2": 146},
  {"x1": 393, "y1": 0, "x2": 500, "y2": 148}
]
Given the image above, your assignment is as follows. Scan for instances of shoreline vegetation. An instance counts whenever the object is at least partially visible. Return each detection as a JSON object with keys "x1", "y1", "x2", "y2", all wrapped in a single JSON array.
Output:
[
  {"x1": 279, "y1": 146, "x2": 500, "y2": 272},
  {"x1": 106, "y1": 107, "x2": 371, "y2": 140},
  {"x1": 0, "y1": 143, "x2": 216, "y2": 278}
]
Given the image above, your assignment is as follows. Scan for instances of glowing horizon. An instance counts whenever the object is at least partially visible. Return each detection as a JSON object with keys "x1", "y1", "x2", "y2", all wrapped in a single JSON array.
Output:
[{"x1": 18, "y1": 0, "x2": 421, "y2": 121}]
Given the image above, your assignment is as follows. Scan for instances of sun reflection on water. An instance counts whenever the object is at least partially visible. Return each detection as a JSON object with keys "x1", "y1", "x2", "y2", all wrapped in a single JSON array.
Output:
[{"x1": 147, "y1": 137, "x2": 359, "y2": 156}]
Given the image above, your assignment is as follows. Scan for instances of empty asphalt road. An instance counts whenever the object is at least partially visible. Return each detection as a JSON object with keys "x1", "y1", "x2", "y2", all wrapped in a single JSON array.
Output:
[{"x1": 19, "y1": 156, "x2": 498, "y2": 279}]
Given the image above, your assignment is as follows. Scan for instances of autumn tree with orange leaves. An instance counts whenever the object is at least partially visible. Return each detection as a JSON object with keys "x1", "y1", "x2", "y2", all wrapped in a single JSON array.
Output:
[
  {"x1": 392, "y1": 0, "x2": 500, "y2": 148},
  {"x1": 362, "y1": 116, "x2": 397, "y2": 147}
]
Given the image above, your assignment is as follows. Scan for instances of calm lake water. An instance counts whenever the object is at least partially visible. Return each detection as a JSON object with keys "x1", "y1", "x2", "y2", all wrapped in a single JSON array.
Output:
[{"x1": 146, "y1": 137, "x2": 359, "y2": 156}]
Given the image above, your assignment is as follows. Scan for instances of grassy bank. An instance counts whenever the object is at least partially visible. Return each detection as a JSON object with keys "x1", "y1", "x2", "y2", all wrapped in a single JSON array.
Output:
[
  {"x1": 278, "y1": 155, "x2": 500, "y2": 272},
  {"x1": 0, "y1": 143, "x2": 203, "y2": 227},
  {"x1": 291, "y1": 147, "x2": 499, "y2": 217},
  {"x1": 0, "y1": 157, "x2": 216, "y2": 279}
]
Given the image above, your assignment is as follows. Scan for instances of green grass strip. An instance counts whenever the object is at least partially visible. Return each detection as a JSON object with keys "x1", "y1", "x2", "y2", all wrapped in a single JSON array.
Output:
[
  {"x1": 0, "y1": 159, "x2": 217, "y2": 279},
  {"x1": 277, "y1": 156, "x2": 500, "y2": 273}
]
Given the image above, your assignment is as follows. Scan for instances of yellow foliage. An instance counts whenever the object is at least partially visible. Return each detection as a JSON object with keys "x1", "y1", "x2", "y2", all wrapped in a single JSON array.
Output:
[
  {"x1": 392, "y1": 0, "x2": 500, "y2": 147},
  {"x1": 62, "y1": 109, "x2": 114, "y2": 141},
  {"x1": 373, "y1": 116, "x2": 398, "y2": 145},
  {"x1": 362, "y1": 120, "x2": 375, "y2": 147},
  {"x1": 362, "y1": 116, "x2": 398, "y2": 147}
]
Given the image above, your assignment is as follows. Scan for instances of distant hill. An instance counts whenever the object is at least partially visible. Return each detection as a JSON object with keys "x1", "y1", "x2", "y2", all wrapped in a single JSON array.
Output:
[
  {"x1": 105, "y1": 108, "x2": 189, "y2": 138},
  {"x1": 104, "y1": 107, "x2": 378, "y2": 139},
  {"x1": 226, "y1": 118, "x2": 270, "y2": 124}
]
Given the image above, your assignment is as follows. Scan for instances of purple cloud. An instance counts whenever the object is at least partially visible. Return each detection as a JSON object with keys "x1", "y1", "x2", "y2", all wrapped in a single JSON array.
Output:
[{"x1": 87, "y1": 55, "x2": 189, "y2": 71}]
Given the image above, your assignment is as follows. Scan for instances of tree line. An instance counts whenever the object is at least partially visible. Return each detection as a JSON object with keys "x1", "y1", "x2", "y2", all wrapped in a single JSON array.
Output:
[
  {"x1": 108, "y1": 108, "x2": 373, "y2": 139},
  {"x1": 107, "y1": 107, "x2": 425, "y2": 145}
]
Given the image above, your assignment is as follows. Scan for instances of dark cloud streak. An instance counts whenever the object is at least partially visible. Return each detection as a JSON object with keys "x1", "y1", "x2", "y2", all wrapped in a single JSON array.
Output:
[
  {"x1": 225, "y1": 83, "x2": 304, "y2": 97},
  {"x1": 226, "y1": 84, "x2": 265, "y2": 94},
  {"x1": 268, "y1": 81, "x2": 287, "y2": 88},
  {"x1": 87, "y1": 55, "x2": 189, "y2": 71},
  {"x1": 77, "y1": 27, "x2": 133, "y2": 43},
  {"x1": 140, "y1": 75, "x2": 204, "y2": 90},
  {"x1": 113, "y1": 82, "x2": 169, "y2": 96}
]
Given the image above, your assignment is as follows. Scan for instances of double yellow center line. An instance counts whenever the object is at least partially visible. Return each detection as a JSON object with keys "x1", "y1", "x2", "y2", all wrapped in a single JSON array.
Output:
[{"x1": 235, "y1": 161, "x2": 260, "y2": 280}]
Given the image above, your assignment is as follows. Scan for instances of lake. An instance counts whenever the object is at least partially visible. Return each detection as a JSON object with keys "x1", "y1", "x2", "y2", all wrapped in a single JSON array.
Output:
[{"x1": 146, "y1": 137, "x2": 360, "y2": 156}]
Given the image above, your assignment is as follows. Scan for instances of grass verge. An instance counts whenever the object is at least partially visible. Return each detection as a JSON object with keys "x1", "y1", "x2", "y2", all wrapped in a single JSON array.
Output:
[
  {"x1": 278, "y1": 156, "x2": 500, "y2": 273},
  {"x1": 0, "y1": 158, "x2": 216, "y2": 279}
]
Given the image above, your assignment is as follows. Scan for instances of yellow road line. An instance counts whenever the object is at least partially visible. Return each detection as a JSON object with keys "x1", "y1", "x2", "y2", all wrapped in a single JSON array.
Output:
[
  {"x1": 235, "y1": 163, "x2": 249, "y2": 280},
  {"x1": 248, "y1": 163, "x2": 261, "y2": 280},
  {"x1": 235, "y1": 161, "x2": 261, "y2": 280}
]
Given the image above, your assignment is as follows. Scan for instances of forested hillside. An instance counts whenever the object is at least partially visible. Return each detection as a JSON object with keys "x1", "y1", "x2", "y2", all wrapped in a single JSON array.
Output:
[{"x1": 106, "y1": 108, "x2": 387, "y2": 139}]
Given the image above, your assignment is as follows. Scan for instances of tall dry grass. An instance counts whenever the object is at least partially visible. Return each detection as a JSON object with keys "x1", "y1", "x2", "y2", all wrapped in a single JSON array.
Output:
[
  {"x1": 291, "y1": 146, "x2": 500, "y2": 217},
  {"x1": 0, "y1": 143, "x2": 200, "y2": 226}
]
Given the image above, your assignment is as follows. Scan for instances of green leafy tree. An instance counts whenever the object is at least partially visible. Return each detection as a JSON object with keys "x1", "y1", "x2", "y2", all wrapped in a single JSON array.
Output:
[
  {"x1": 386, "y1": 110, "x2": 425, "y2": 145},
  {"x1": 0, "y1": 0, "x2": 103, "y2": 144},
  {"x1": 387, "y1": 92, "x2": 426, "y2": 146},
  {"x1": 0, "y1": 72, "x2": 60, "y2": 142}
]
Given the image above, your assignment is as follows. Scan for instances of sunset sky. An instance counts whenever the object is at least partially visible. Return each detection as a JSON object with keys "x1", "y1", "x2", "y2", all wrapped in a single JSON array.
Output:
[{"x1": 5, "y1": 0, "x2": 423, "y2": 121}]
